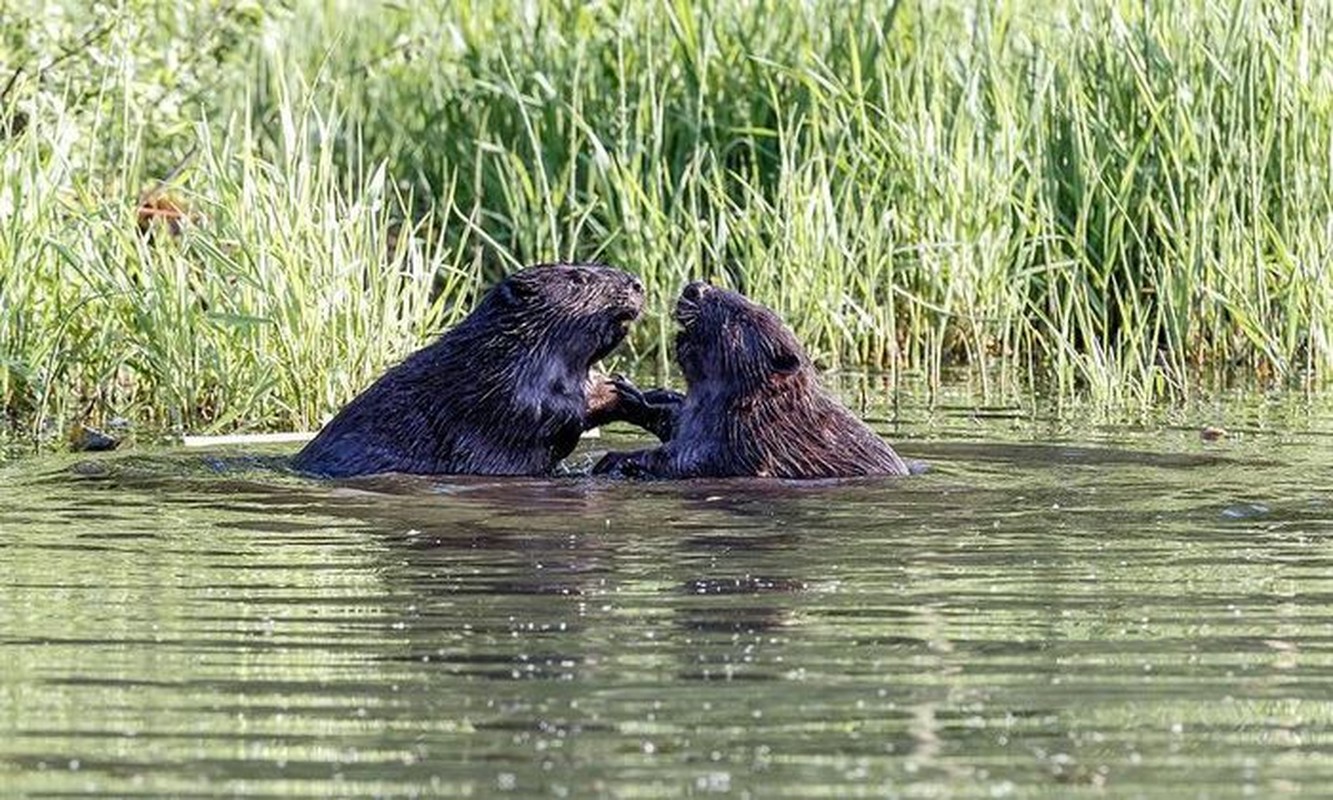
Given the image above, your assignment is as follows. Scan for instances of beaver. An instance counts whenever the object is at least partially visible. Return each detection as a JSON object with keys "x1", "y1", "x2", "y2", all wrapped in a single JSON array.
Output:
[
  {"x1": 292, "y1": 263, "x2": 646, "y2": 477},
  {"x1": 593, "y1": 281, "x2": 910, "y2": 479}
]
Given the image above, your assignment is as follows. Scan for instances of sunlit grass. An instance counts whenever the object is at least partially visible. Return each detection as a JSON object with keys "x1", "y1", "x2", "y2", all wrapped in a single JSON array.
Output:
[
  {"x1": 2, "y1": 0, "x2": 1331, "y2": 441},
  {"x1": 0, "y1": 88, "x2": 475, "y2": 438}
]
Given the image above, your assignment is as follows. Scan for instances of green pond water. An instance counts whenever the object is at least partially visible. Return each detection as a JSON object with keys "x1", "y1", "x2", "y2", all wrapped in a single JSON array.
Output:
[{"x1": 2, "y1": 391, "x2": 1332, "y2": 797}]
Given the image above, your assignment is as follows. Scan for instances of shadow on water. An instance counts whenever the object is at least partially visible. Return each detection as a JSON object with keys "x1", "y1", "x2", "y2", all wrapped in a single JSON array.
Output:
[{"x1": 2, "y1": 413, "x2": 1332, "y2": 796}]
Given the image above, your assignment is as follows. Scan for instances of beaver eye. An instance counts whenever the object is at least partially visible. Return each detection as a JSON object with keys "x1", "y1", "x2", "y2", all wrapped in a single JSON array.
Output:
[
  {"x1": 770, "y1": 349, "x2": 801, "y2": 375},
  {"x1": 681, "y1": 281, "x2": 710, "y2": 302}
]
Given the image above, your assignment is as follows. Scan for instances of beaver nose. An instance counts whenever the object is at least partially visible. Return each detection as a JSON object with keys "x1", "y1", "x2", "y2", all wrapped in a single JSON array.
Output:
[{"x1": 681, "y1": 281, "x2": 710, "y2": 302}]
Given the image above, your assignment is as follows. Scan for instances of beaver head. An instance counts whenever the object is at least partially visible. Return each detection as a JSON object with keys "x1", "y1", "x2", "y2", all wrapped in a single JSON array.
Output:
[
  {"x1": 673, "y1": 281, "x2": 807, "y2": 395},
  {"x1": 472, "y1": 263, "x2": 645, "y2": 367}
]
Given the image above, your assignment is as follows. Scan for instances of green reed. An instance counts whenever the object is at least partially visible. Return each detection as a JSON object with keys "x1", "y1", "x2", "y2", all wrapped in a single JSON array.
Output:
[{"x1": 1, "y1": 0, "x2": 1330, "y2": 439}]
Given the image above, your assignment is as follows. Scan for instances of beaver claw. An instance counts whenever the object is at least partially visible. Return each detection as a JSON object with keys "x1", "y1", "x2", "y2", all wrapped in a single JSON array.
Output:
[
  {"x1": 592, "y1": 450, "x2": 649, "y2": 478},
  {"x1": 605, "y1": 375, "x2": 682, "y2": 441}
]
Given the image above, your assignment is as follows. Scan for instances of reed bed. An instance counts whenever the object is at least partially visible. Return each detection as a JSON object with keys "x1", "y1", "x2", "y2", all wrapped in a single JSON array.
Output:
[{"x1": 2, "y1": 0, "x2": 1330, "y2": 439}]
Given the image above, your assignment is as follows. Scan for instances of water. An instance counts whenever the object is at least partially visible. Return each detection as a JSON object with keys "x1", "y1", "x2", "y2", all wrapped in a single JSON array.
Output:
[{"x1": 2, "y1": 395, "x2": 1332, "y2": 797}]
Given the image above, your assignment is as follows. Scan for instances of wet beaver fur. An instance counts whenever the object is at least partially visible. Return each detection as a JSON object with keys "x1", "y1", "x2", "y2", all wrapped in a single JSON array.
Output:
[
  {"x1": 594, "y1": 281, "x2": 909, "y2": 479},
  {"x1": 293, "y1": 263, "x2": 646, "y2": 477}
]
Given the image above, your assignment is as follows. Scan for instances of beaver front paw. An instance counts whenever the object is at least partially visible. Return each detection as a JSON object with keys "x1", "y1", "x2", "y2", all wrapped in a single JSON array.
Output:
[
  {"x1": 592, "y1": 450, "x2": 651, "y2": 478},
  {"x1": 608, "y1": 375, "x2": 683, "y2": 441}
]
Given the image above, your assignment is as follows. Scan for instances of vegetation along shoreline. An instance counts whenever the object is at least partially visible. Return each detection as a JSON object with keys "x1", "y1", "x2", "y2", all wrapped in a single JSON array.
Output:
[{"x1": 2, "y1": 1, "x2": 1330, "y2": 452}]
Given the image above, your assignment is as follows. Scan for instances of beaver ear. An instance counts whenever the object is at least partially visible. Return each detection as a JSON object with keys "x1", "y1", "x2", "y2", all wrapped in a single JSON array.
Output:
[{"x1": 497, "y1": 277, "x2": 538, "y2": 306}]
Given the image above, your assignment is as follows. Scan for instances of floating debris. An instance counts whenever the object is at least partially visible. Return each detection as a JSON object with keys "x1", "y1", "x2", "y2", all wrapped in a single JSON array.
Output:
[
  {"x1": 181, "y1": 431, "x2": 314, "y2": 448},
  {"x1": 68, "y1": 424, "x2": 119, "y2": 452}
]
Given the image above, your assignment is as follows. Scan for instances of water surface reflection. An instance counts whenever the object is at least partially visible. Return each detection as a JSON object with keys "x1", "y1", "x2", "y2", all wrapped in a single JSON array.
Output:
[{"x1": 1, "y1": 413, "x2": 1331, "y2": 796}]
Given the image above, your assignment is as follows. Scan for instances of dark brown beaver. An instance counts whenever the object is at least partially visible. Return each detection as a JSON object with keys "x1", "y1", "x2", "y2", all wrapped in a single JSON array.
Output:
[
  {"x1": 593, "y1": 281, "x2": 909, "y2": 479},
  {"x1": 293, "y1": 263, "x2": 645, "y2": 477}
]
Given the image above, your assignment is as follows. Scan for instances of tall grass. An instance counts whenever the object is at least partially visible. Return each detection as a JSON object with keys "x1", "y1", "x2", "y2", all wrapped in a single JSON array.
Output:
[
  {"x1": 0, "y1": 88, "x2": 477, "y2": 437},
  {"x1": 2, "y1": 0, "x2": 1331, "y2": 440}
]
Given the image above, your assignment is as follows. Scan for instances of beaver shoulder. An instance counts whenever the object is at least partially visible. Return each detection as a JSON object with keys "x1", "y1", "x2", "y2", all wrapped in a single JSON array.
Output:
[
  {"x1": 293, "y1": 263, "x2": 643, "y2": 477},
  {"x1": 594, "y1": 281, "x2": 908, "y2": 479}
]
